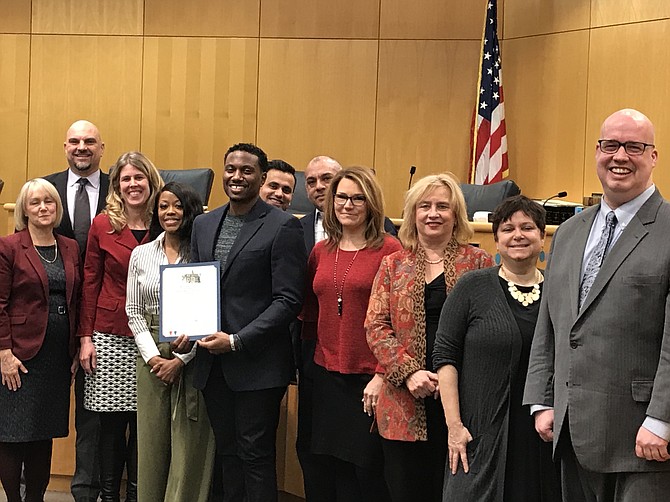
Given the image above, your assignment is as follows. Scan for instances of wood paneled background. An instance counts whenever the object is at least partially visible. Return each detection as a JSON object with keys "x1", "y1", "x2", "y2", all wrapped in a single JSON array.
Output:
[{"x1": 1, "y1": 0, "x2": 669, "y2": 218}]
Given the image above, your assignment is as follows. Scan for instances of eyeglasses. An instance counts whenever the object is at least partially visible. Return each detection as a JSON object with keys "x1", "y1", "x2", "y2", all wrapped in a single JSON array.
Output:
[
  {"x1": 334, "y1": 193, "x2": 366, "y2": 206},
  {"x1": 598, "y1": 139, "x2": 654, "y2": 156}
]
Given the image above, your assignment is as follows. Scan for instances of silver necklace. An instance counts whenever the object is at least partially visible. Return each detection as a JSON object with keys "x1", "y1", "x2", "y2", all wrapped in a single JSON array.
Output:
[
  {"x1": 499, "y1": 267, "x2": 542, "y2": 307},
  {"x1": 34, "y1": 240, "x2": 58, "y2": 264}
]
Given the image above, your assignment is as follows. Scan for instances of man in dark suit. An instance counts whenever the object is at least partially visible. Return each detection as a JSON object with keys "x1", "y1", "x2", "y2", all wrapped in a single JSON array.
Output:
[
  {"x1": 524, "y1": 109, "x2": 670, "y2": 501},
  {"x1": 44, "y1": 119, "x2": 108, "y2": 502},
  {"x1": 191, "y1": 143, "x2": 306, "y2": 502}
]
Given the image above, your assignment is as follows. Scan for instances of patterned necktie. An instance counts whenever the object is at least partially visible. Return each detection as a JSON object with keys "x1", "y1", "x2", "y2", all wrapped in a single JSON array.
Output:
[
  {"x1": 579, "y1": 211, "x2": 617, "y2": 309},
  {"x1": 73, "y1": 177, "x2": 91, "y2": 252}
]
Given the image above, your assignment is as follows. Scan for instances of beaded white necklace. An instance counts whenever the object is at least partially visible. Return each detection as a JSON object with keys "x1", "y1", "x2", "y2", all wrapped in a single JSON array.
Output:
[{"x1": 499, "y1": 266, "x2": 542, "y2": 307}]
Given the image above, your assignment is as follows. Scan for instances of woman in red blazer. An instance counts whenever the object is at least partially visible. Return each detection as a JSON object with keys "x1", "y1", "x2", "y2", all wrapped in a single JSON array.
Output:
[
  {"x1": 0, "y1": 178, "x2": 81, "y2": 502},
  {"x1": 78, "y1": 152, "x2": 163, "y2": 502}
]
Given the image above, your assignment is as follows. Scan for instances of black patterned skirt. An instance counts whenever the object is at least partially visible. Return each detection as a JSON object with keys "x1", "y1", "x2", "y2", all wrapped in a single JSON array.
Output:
[
  {"x1": 0, "y1": 312, "x2": 71, "y2": 442},
  {"x1": 84, "y1": 331, "x2": 138, "y2": 412}
]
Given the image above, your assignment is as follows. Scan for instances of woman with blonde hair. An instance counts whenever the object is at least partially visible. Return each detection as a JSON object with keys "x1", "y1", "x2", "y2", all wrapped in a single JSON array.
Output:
[
  {"x1": 0, "y1": 179, "x2": 81, "y2": 502},
  {"x1": 78, "y1": 151, "x2": 163, "y2": 502},
  {"x1": 302, "y1": 166, "x2": 401, "y2": 501},
  {"x1": 366, "y1": 173, "x2": 493, "y2": 501}
]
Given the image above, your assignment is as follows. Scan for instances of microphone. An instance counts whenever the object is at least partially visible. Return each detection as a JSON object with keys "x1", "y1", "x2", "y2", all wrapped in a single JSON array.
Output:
[
  {"x1": 542, "y1": 191, "x2": 567, "y2": 207},
  {"x1": 407, "y1": 165, "x2": 416, "y2": 190}
]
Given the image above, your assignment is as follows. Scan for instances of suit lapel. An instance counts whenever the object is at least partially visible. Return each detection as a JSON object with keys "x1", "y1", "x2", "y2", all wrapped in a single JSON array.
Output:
[
  {"x1": 97, "y1": 173, "x2": 109, "y2": 213},
  {"x1": 20, "y1": 231, "x2": 49, "y2": 299},
  {"x1": 55, "y1": 171, "x2": 75, "y2": 236},
  {"x1": 569, "y1": 208, "x2": 596, "y2": 321},
  {"x1": 221, "y1": 200, "x2": 268, "y2": 279},
  {"x1": 114, "y1": 225, "x2": 145, "y2": 251}
]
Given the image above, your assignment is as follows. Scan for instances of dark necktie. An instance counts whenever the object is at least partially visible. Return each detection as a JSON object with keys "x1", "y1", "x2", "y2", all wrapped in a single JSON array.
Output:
[
  {"x1": 579, "y1": 211, "x2": 617, "y2": 309},
  {"x1": 73, "y1": 177, "x2": 91, "y2": 252}
]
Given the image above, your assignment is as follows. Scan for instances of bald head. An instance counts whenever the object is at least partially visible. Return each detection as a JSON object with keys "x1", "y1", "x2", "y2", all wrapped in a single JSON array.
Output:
[
  {"x1": 64, "y1": 120, "x2": 105, "y2": 177},
  {"x1": 596, "y1": 108, "x2": 657, "y2": 208},
  {"x1": 304, "y1": 156, "x2": 342, "y2": 210}
]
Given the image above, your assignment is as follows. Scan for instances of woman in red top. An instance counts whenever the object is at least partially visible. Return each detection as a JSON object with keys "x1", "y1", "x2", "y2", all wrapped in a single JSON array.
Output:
[
  {"x1": 78, "y1": 152, "x2": 163, "y2": 502},
  {"x1": 365, "y1": 173, "x2": 493, "y2": 501},
  {"x1": 302, "y1": 166, "x2": 401, "y2": 502}
]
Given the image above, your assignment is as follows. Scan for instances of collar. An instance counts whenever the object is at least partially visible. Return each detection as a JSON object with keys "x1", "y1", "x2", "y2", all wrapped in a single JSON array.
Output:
[
  {"x1": 67, "y1": 168, "x2": 101, "y2": 190},
  {"x1": 600, "y1": 184, "x2": 655, "y2": 229}
]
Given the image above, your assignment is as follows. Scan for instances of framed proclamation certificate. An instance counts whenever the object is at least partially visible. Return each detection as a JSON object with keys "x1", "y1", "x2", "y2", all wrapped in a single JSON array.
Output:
[{"x1": 159, "y1": 261, "x2": 221, "y2": 341}]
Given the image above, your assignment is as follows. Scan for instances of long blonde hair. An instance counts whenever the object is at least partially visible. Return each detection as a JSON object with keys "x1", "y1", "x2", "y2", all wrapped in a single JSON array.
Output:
[
  {"x1": 104, "y1": 151, "x2": 164, "y2": 232},
  {"x1": 398, "y1": 173, "x2": 472, "y2": 251}
]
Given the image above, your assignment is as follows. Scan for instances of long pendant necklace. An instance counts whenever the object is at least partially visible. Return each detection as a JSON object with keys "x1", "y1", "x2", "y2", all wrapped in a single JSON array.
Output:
[
  {"x1": 499, "y1": 266, "x2": 542, "y2": 307},
  {"x1": 34, "y1": 241, "x2": 58, "y2": 264},
  {"x1": 333, "y1": 246, "x2": 361, "y2": 316}
]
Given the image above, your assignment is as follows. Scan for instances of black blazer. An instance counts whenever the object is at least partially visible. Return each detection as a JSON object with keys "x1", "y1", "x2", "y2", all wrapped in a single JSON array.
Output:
[
  {"x1": 190, "y1": 199, "x2": 307, "y2": 392},
  {"x1": 44, "y1": 169, "x2": 110, "y2": 241}
]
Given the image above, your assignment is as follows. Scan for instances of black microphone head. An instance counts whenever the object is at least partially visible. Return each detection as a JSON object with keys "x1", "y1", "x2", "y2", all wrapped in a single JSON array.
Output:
[
  {"x1": 557, "y1": 191, "x2": 567, "y2": 198},
  {"x1": 409, "y1": 165, "x2": 416, "y2": 175}
]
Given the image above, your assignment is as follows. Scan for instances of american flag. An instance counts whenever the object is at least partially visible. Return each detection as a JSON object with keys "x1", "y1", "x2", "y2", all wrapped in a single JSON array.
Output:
[{"x1": 470, "y1": 0, "x2": 508, "y2": 185}]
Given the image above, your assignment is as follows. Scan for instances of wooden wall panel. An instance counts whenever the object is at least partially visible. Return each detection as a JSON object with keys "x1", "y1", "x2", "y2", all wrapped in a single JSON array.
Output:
[
  {"x1": 256, "y1": 39, "x2": 378, "y2": 179},
  {"x1": 584, "y1": 20, "x2": 670, "y2": 197},
  {"x1": 374, "y1": 40, "x2": 480, "y2": 218},
  {"x1": 28, "y1": 36, "x2": 144, "y2": 179},
  {"x1": 0, "y1": 35, "x2": 30, "y2": 204},
  {"x1": 32, "y1": 0, "x2": 143, "y2": 35},
  {"x1": 591, "y1": 0, "x2": 669, "y2": 28},
  {"x1": 504, "y1": 31, "x2": 589, "y2": 201},
  {"x1": 0, "y1": 0, "x2": 31, "y2": 33},
  {"x1": 504, "y1": 0, "x2": 589, "y2": 38},
  {"x1": 144, "y1": 0, "x2": 260, "y2": 37},
  {"x1": 141, "y1": 37, "x2": 260, "y2": 209},
  {"x1": 380, "y1": 0, "x2": 492, "y2": 40},
  {"x1": 260, "y1": 0, "x2": 379, "y2": 38}
]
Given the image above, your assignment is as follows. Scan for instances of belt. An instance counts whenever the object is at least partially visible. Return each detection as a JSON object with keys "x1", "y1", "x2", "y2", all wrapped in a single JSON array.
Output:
[{"x1": 49, "y1": 305, "x2": 67, "y2": 315}]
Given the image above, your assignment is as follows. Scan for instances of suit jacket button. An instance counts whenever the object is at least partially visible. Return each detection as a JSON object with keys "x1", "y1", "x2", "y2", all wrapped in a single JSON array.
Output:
[{"x1": 570, "y1": 341, "x2": 578, "y2": 349}]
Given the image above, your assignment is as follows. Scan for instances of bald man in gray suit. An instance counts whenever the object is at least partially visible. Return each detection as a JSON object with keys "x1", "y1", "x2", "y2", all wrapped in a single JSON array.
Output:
[{"x1": 524, "y1": 109, "x2": 670, "y2": 501}]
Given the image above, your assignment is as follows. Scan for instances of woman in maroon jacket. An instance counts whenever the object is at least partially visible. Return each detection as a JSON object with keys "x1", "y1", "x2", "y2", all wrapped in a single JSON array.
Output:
[
  {"x1": 78, "y1": 152, "x2": 163, "y2": 502},
  {"x1": 0, "y1": 179, "x2": 81, "y2": 502}
]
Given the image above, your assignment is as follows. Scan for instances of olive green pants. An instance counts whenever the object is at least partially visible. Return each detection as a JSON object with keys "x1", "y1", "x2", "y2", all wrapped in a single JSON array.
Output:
[{"x1": 136, "y1": 314, "x2": 215, "y2": 502}]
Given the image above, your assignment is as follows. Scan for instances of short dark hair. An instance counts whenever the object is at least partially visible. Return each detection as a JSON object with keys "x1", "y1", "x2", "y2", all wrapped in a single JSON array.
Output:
[
  {"x1": 149, "y1": 181, "x2": 204, "y2": 259},
  {"x1": 268, "y1": 159, "x2": 296, "y2": 184},
  {"x1": 224, "y1": 143, "x2": 268, "y2": 173},
  {"x1": 491, "y1": 195, "x2": 546, "y2": 239}
]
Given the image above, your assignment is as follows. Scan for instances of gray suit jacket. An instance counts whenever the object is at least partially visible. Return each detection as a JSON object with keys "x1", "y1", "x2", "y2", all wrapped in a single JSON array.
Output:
[{"x1": 524, "y1": 189, "x2": 670, "y2": 473}]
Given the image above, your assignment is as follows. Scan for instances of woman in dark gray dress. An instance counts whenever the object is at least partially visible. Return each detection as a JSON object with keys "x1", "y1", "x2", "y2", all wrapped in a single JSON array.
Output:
[
  {"x1": 0, "y1": 179, "x2": 81, "y2": 502},
  {"x1": 433, "y1": 195, "x2": 561, "y2": 502}
]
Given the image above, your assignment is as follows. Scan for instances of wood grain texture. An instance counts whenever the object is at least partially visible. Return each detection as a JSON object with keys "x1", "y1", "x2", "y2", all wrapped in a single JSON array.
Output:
[
  {"x1": 380, "y1": 0, "x2": 494, "y2": 40},
  {"x1": 260, "y1": 0, "x2": 380, "y2": 39},
  {"x1": 591, "y1": 0, "x2": 669, "y2": 28},
  {"x1": 0, "y1": 0, "x2": 31, "y2": 33},
  {"x1": 374, "y1": 40, "x2": 481, "y2": 218},
  {"x1": 141, "y1": 37, "x2": 259, "y2": 210},
  {"x1": 504, "y1": 31, "x2": 589, "y2": 201},
  {"x1": 32, "y1": 0, "x2": 143, "y2": 35},
  {"x1": 144, "y1": 0, "x2": 260, "y2": 37},
  {"x1": 256, "y1": 38, "x2": 378, "y2": 180},
  {"x1": 584, "y1": 20, "x2": 670, "y2": 198},
  {"x1": 504, "y1": 0, "x2": 589, "y2": 38},
  {"x1": 0, "y1": 35, "x2": 30, "y2": 205},
  {"x1": 28, "y1": 35, "x2": 143, "y2": 180}
]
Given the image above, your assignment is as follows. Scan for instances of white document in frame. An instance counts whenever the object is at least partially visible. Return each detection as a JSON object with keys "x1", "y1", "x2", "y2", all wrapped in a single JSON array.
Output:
[{"x1": 159, "y1": 261, "x2": 221, "y2": 341}]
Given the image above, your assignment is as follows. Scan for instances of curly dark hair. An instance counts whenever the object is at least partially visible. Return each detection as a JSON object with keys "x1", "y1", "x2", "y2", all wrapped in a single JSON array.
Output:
[
  {"x1": 491, "y1": 195, "x2": 546, "y2": 240},
  {"x1": 224, "y1": 143, "x2": 268, "y2": 173}
]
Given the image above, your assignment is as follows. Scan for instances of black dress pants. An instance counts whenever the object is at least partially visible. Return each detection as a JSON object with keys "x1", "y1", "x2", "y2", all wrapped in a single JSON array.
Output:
[{"x1": 202, "y1": 363, "x2": 286, "y2": 502}]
